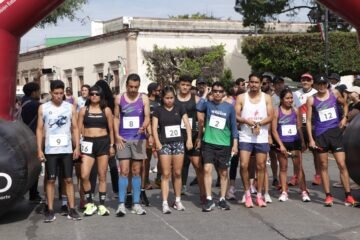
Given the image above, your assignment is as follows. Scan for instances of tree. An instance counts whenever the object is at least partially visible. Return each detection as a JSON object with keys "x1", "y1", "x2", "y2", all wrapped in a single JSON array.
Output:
[
  {"x1": 169, "y1": 12, "x2": 219, "y2": 20},
  {"x1": 37, "y1": 0, "x2": 89, "y2": 27},
  {"x1": 234, "y1": 0, "x2": 351, "y2": 31}
]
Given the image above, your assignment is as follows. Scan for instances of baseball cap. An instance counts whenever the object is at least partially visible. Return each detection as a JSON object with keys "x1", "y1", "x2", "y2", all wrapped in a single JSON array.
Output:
[
  {"x1": 345, "y1": 86, "x2": 360, "y2": 95},
  {"x1": 196, "y1": 77, "x2": 206, "y2": 84},
  {"x1": 301, "y1": 73, "x2": 313, "y2": 80},
  {"x1": 328, "y1": 73, "x2": 341, "y2": 81},
  {"x1": 315, "y1": 74, "x2": 328, "y2": 84}
]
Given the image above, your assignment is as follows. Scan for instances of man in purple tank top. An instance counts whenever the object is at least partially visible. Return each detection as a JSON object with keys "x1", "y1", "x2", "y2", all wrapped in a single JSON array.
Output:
[
  {"x1": 114, "y1": 73, "x2": 151, "y2": 217},
  {"x1": 306, "y1": 74, "x2": 356, "y2": 207}
]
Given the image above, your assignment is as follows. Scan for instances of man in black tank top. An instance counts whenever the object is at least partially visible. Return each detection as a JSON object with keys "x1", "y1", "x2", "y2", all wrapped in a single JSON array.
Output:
[{"x1": 176, "y1": 75, "x2": 206, "y2": 203}]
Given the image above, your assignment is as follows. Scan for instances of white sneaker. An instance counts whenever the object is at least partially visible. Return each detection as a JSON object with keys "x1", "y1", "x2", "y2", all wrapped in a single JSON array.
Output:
[
  {"x1": 264, "y1": 193, "x2": 272, "y2": 203},
  {"x1": 131, "y1": 204, "x2": 146, "y2": 215},
  {"x1": 301, "y1": 191, "x2": 311, "y2": 202},
  {"x1": 278, "y1": 192, "x2": 288, "y2": 202},
  {"x1": 173, "y1": 201, "x2": 185, "y2": 211},
  {"x1": 116, "y1": 203, "x2": 126, "y2": 217},
  {"x1": 162, "y1": 202, "x2": 171, "y2": 214}
]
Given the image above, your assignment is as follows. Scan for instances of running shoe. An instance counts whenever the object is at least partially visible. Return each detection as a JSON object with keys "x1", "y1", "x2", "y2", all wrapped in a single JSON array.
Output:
[
  {"x1": 189, "y1": 177, "x2": 198, "y2": 186},
  {"x1": 301, "y1": 191, "x2": 311, "y2": 202},
  {"x1": 131, "y1": 204, "x2": 146, "y2": 215},
  {"x1": 116, "y1": 203, "x2": 126, "y2": 217},
  {"x1": 272, "y1": 178, "x2": 279, "y2": 187},
  {"x1": 226, "y1": 186, "x2": 236, "y2": 200},
  {"x1": 83, "y1": 203, "x2": 97, "y2": 216},
  {"x1": 162, "y1": 202, "x2": 171, "y2": 214},
  {"x1": 67, "y1": 208, "x2": 82, "y2": 221},
  {"x1": 125, "y1": 193, "x2": 133, "y2": 209},
  {"x1": 312, "y1": 175, "x2": 321, "y2": 186},
  {"x1": 250, "y1": 184, "x2": 257, "y2": 195},
  {"x1": 245, "y1": 195, "x2": 254, "y2": 208},
  {"x1": 264, "y1": 193, "x2": 272, "y2": 203},
  {"x1": 288, "y1": 175, "x2": 298, "y2": 186},
  {"x1": 44, "y1": 210, "x2": 56, "y2": 223},
  {"x1": 344, "y1": 195, "x2": 357, "y2": 207},
  {"x1": 181, "y1": 185, "x2": 187, "y2": 195},
  {"x1": 278, "y1": 192, "x2": 288, "y2": 202},
  {"x1": 173, "y1": 201, "x2": 186, "y2": 211},
  {"x1": 202, "y1": 199, "x2": 215, "y2": 212},
  {"x1": 60, "y1": 204, "x2": 68, "y2": 216},
  {"x1": 256, "y1": 196, "x2": 267, "y2": 207},
  {"x1": 324, "y1": 195, "x2": 333, "y2": 207},
  {"x1": 97, "y1": 205, "x2": 110, "y2": 216},
  {"x1": 218, "y1": 199, "x2": 230, "y2": 210},
  {"x1": 141, "y1": 190, "x2": 150, "y2": 206}
]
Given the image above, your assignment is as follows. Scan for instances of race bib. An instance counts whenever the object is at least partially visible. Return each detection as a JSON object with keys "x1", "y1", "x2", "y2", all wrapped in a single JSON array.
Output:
[
  {"x1": 319, "y1": 107, "x2": 337, "y2": 122},
  {"x1": 181, "y1": 118, "x2": 193, "y2": 129},
  {"x1": 281, "y1": 125, "x2": 297, "y2": 136},
  {"x1": 49, "y1": 134, "x2": 69, "y2": 147},
  {"x1": 81, "y1": 141, "x2": 93, "y2": 154},
  {"x1": 165, "y1": 125, "x2": 181, "y2": 138},
  {"x1": 209, "y1": 115, "x2": 226, "y2": 130},
  {"x1": 123, "y1": 116, "x2": 140, "y2": 129}
]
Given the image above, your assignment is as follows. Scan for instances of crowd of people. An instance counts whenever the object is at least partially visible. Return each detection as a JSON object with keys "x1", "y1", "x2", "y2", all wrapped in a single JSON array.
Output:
[{"x1": 18, "y1": 71, "x2": 360, "y2": 223}]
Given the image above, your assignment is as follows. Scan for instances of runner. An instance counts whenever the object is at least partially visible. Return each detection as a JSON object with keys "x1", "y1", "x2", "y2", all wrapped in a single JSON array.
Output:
[
  {"x1": 306, "y1": 74, "x2": 355, "y2": 207},
  {"x1": 77, "y1": 84, "x2": 90, "y2": 111},
  {"x1": 78, "y1": 85, "x2": 115, "y2": 216},
  {"x1": 236, "y1": 73, "x2": 273, "y2": 208},
  {"x1": 36, "y1": 80, "x2": 82, "y2": 222},
  {"x1": 114, "y1": 73, "x2": 150, "y2": 217},
  {"x1": 272, "y1": 88, "x2": 310, "y2": 202},
  {"x1": 152, "y1": 86, "x2": 193, "y2": 213},
  {"x1": 198, "y1": 81, "x2": 238, "y2": 212}
]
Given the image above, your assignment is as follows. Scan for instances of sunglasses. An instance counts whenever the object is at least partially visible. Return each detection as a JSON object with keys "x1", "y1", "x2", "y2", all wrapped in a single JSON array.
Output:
[
  {"x1": 90, "y1": 92, "x2": 100, "y2": 96},
  {"x1": 212, "y1": 90, "x2": 224, "y2": 94}
]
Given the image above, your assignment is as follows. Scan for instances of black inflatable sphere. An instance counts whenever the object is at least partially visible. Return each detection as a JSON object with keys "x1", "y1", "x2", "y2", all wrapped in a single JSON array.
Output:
[
  {"x1": 343, "y1": 114, "x2": 360, "y2": 185},
  {"x1": 0, "y1": 120, "x2": 39, "y2": 217}
]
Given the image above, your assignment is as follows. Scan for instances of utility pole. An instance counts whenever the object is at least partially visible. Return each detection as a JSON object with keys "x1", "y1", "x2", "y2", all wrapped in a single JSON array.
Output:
[{"x1": 324, "y1": 7, "x2": 329, "y2": 74}]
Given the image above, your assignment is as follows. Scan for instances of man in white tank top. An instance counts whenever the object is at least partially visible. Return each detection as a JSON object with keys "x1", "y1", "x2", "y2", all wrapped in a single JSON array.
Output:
[
  {"x1": 235, "y1": 73, "x2": 273, "y2": 208},
  {"x1": 36, "y1": 80, "x2": 81, "y2": 222}
]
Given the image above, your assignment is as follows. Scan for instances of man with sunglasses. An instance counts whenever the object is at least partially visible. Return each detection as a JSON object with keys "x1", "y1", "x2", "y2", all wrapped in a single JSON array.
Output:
[{"x1": 197, "y1": 81, "x2": 238, "y2": 212}]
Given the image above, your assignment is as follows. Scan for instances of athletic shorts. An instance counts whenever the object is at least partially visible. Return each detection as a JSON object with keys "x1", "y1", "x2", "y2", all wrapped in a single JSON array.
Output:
[
  {"x1": 274, "y1": 139, "x2": 302, "y2": 152},
  {"x1": 116, "y1": 139, "x2": 147, "y2": 160},
  {"x1": 159, "y1": 141, "x2": 184, "y2": 155},
  {"x1": 184, "y1": 132, "x2": 201, "y2": 157},
  {"x1": 81, "y1": 136, "x2": 110, "y2": 158},
  {"x1": 315, "y1": 127, "x2": 344, "y2": 153},
  {"x1": 202, "y1": 142, "x2": 231, "y2": 169},
  {"x1": 45, "y1": 154, "x2": 73, "y2": 180},
  {"x1": 239, "y1": 142, "x2": 270, "y2": 154}
]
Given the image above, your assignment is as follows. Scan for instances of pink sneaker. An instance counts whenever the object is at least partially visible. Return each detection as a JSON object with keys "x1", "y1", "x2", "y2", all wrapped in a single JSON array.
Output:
[
  {"x1": 245, "y1": 194, "x2": 254, "y2": 208},
  {"x1": 256, "y1": 196, "x2": 267, "y2": 207}
]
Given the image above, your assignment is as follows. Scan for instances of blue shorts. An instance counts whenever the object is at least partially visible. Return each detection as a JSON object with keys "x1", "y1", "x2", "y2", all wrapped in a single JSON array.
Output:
[{"x1": 239, "y1": 142, "x2": 270, "y2": 154}]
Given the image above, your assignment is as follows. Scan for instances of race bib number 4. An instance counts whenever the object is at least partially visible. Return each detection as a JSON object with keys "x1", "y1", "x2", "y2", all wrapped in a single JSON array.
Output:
[
  {"x1": 181, "y1": 118, "x2": 193, "y2": 129},
  {"x1": 123, "y1": 116, "x2": 140, "y2": 129},
  {"x1": 165, "y1": 125, "x2": 181, "y2": 138},
  {"x1": 49, "y1": 134, "x2": 69, "y2": 147},
  {"x1": 81, "y1": 141, "x2": 93, "y2": 154},
  {"x1": 319, "y1": 107, "x2": 337, "y2": 122},
  {"x1": 209, "y1": 115, "x2": 226, "y2": 130},
  {"x1": 281, "y1": 125, "x2": 297, "y2": 136}
]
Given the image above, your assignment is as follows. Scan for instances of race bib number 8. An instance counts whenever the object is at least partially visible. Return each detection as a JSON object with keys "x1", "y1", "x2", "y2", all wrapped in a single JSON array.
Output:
[
  {"x1": 123, "y1": 116, "x2": 140, "y2": 129},
  {"x1": 49, "y1": 134, "x2": 69, "y2": 147},
  {"x1": 319, "y1": 107, "x2": 337, "y2": 122},
  {"x1": 165, "y1": 125, "x2": 181, "y2": 138},
  {"x1": 81, "y1": 141, "x2": 93, "y2": 154},
  {"x1": 181, "y1": 118, "x2": 193, "y2": 129},
  {"x1": 281, "y1": 125, "x2": 297, "y2": 136},
  {"x1": 209, "y1": 115, "x2": 226, "y2": 130}
]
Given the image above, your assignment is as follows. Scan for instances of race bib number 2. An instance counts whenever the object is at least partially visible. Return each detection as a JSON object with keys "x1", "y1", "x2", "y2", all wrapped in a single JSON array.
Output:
[
  {"x1": 165, "y1": 125, "x2": 181, "y2": 138},
  {"x1": 81, "y1": 141, "x2": 93, "y2": 154},
  {"x1": 209, "y1": 115, "x2": 226, "y2": 130},
  {"x1": 123, "y1": 116, "x2": 140, "y2": 129},
  {"x1": 49, "y1": 134, "x2": 69, "y2": 147},
  {"x1": 319, "y1": 107, "x2": 337, "y2": 122}
]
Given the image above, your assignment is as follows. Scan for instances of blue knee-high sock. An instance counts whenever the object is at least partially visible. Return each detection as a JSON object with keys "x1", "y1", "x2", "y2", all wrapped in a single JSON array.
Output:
[
  {"x1": 132, "y1": 176, "x2": 141, "y2": 204},
  {"x1": 118, "y1": 176, "x2": 128, "y2": 203}
]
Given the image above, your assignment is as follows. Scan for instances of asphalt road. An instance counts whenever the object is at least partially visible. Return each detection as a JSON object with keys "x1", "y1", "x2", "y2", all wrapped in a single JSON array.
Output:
[{"x1": 1, "y1": 151, "x2": 359, "y2": 240}]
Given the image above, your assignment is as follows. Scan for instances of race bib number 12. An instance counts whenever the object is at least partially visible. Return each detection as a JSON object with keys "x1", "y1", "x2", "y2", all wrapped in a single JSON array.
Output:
[{"x1": 319, "y1": 107, "x2": 337, "y2": 122}]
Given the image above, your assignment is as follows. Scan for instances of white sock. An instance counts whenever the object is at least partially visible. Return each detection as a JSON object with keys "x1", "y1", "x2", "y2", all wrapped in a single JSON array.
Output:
[
  {"x1": 206, "y1": 196, "x2": 212, "y2": 201},
  {"x1": 162, "y1": 201, "x2": 168, "y2": 205},
  {"x1": 219, "y1": 197, "x2": 225, "y2": 201},
  {"x1": 175, "y1": 197, "x2": 181, "y2": 202}
]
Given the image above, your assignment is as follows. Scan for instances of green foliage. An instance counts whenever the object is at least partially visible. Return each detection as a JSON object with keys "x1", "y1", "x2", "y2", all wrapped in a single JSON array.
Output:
[
  {"x1": 37, "y1": 0, "x2": 89, "y2": 27},
  {"x1": 143, "y1": 45, "x2": 226, "y2": 86},
  {"x1": 219, "y1": 68, "x2": 234, "y2": 93},
  {"x1": 241, "y1": 32, "x2": 360, "y2": 80},
  {"x1": 169, "y1": 12, "x2": 218, "y2": 20}
]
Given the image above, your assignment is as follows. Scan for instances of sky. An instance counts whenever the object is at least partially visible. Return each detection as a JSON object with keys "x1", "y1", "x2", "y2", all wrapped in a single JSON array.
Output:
[{"x1": 20, "y1": 0, "x2": 308, "y2": 52}]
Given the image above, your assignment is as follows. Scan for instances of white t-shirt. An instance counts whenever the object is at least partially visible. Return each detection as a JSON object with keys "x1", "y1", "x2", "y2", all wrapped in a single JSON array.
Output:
[{"x1": 293, "y1": 88, "x2": 318, "y2": 123}]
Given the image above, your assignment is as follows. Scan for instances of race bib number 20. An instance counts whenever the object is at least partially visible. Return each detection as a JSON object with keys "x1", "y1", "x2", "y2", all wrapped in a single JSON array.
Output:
[{"x1": 165, "y1": 125, "x2": 181, "y2": 138}]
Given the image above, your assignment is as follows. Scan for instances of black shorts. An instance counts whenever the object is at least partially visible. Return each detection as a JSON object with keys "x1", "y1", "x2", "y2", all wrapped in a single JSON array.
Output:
[
  {"x1": 301, "y1": 126, "x2": 309, "y2": 145},
  {"x1": 45, "y1": 154, "x2": 73, "y2": 180},
  {"x1": 275, "y1": 139, "x2": 302, "y2": 152},
  {"x1": 184, "y1": 132, "x2": 201, "y2": 157},
  {"x1": 315, "y1": 127, "x2": 344, "y2": 153},
  {"x1": 81, "y1": 136, "x2": 110, "y2": 158},
  {"x1": 201, "y1": 142, "x2": 231, "y2": 169}
]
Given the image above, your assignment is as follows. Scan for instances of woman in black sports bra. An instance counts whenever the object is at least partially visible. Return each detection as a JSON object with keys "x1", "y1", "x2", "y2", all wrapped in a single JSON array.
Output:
[{"x1": 78, "y1": 85, "x2": 115, "y2": 216}]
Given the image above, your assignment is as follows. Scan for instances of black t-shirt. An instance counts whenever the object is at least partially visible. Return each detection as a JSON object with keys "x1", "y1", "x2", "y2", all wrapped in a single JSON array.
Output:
[{"x1": 153, "y1": 105, "x2": 186, "y2": 143}]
